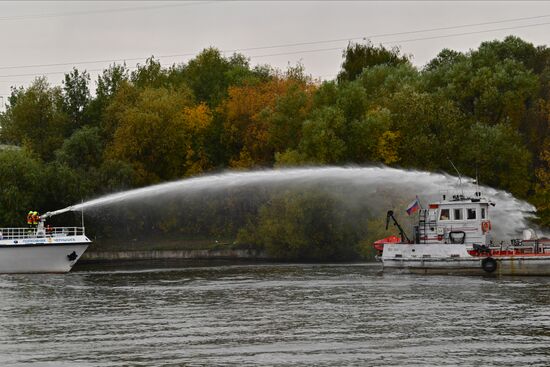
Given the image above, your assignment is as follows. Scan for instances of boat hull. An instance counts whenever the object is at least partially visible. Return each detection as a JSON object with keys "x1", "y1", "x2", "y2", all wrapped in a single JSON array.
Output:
[
  {"x1": 381, "y1": 243, "x2": 550, "y2": 275},
  {"x1": 0, "y1": 241, "x2": 89, "y2": 273},
  {"x1": 383, "y1": 256, "x2": 550, "y2": 276}
]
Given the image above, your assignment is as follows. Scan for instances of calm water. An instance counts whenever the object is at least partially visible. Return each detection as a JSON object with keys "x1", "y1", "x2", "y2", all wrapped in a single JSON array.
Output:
[{"x1": 0, "y1": 262, "x2": 549, "y2": 366}]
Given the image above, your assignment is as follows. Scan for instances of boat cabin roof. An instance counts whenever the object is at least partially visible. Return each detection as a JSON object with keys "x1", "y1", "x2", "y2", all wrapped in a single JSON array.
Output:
[{"x1": 431, "y1": 193, "x2": 492, "y2": 208}]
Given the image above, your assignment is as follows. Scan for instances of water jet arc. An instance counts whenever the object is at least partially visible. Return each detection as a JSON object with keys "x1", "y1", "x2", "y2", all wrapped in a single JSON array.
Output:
[{"x1": 41, "y1": 166, "x2": 539, "y2": 239}]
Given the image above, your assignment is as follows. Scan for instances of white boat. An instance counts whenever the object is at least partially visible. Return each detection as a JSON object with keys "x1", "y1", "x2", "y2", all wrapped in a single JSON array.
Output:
[
  {"x1": 0, "y1": 217, "x2": 90, "y2": 274},
  {"x1": 373, "y1": 192, "x2": 550, "y2": 275}
]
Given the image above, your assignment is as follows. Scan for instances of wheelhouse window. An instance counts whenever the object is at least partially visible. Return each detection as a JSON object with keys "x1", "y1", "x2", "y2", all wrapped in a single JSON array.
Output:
[
  {"x1": 481, "y1": 208, "x2": 486, "y2": 219},
  {"x1": 439, "y1": 209, "x2": 450, "y2": 220},
  {"x1": 453, "y1": 208, "x2": 463, "y2": 220},
  {"x1": 467, "y1": 208, "x2": 476, "y2": 220}
]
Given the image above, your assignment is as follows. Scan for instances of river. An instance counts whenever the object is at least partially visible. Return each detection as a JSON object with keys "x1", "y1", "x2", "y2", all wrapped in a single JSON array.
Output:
[{"x1": 0, "y1": 262, "x2": 549, "y2": 366}]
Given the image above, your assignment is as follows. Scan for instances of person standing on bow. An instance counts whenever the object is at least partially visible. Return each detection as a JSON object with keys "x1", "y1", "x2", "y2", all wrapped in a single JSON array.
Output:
[
  {"x1": 32, "y1": 211, "x2": 40, "y2": 226},
  {"x1": 26, "y1": 211, "x2": 34, "y2": 227}
]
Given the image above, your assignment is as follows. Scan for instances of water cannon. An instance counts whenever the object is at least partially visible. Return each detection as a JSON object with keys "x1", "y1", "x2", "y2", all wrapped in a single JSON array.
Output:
[{"x1": 40, "y1": 206, "x2": 75, "y2": 219}]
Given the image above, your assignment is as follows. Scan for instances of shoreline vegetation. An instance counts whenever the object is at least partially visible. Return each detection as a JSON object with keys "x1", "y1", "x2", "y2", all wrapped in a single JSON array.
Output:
[{"x1": 1, "y1": 36, "x2": 549, "y2": 262}]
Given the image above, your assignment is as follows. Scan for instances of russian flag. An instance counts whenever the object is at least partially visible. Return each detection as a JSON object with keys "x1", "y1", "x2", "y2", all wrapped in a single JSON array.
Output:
[{"x1": 406, "y1": 197, "x2": 420, "y2": 215}]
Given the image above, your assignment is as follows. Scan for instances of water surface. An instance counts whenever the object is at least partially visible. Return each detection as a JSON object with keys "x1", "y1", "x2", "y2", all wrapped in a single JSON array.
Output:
[{"x1": 0, "y1": 262, "x2": 549, "y2": 366}]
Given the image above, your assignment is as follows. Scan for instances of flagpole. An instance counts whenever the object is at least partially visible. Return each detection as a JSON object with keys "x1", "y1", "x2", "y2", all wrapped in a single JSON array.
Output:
[{"x1": 416, "y1": 195, "x2": 423, "y2": 210}]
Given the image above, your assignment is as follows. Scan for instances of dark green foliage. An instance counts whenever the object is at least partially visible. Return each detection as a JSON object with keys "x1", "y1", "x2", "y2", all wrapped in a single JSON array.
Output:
[
  {"x1": 424, "y1": 48, "x2": 464, "y2": 71},
  {"x1": 337, "y1": 41, "x2": 410, "y2": 83},
  {"x1": 40, "y1": 162, "x2": 84, "y2": 213},
  {"x1": 63, "y1": 68, "x2": 91, "y2": 128},
  {"x1": 0, "y1": 78, "x2": 69, "y2": 161},
  {"x1": 55, "y1": 126, "x2": 104, "y2": 170},
  {"x1": 462, "y1": 123, "x2": 532, "y2": 197},
  {"x1": 184, "y1": 49, "x2": 258, "y2": 105},
  {"x1": 299, "y1": 106, "x2": 348, "y2": 164},
  {"x1": 386, "y1": 88, "x2": 469, "y2": 170},
  {"x1": 0, "y1": 149, "x2": 43, "y2": 226},
  {"x1": 131, "y1": 57, "x2": 169, "y2": 89},
  {"x1": 266, "y1": 83, "x2": 310, "y2": 152},
  {"x1": 86, "y1": 64, "x2": 130, "y2": 126}
]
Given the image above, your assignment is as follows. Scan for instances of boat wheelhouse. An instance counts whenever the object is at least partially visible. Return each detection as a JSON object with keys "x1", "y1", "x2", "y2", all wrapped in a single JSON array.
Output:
[
  {"x1": 374, "y1": 192, "x2": 550, "y2": 275},
  {"x1": 0, "y1": 218, "x2": 90, "y2": 273}
]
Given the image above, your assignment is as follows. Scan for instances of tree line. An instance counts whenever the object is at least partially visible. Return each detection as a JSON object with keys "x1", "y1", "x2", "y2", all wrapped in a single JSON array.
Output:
[{"x1": 0, "y1": 36, "x2": 548, "y2": 259}]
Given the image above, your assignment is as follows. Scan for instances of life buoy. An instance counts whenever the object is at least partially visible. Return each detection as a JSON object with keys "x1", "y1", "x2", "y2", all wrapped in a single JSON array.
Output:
[
  {"x1": 449, "y1": 231, "x2": 466, "y2": 244},
  {"x1": 481, "y1": 257, "x2": 497, "y2": 273},
  {"x1": 481, "y1": 220, "x2": 491, "y2": 233}
]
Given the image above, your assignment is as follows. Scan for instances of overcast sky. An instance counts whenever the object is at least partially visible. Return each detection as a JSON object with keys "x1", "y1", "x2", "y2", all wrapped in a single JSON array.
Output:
[{"x1": 1, "y1": 1, "x2": 549, "y2": 105}]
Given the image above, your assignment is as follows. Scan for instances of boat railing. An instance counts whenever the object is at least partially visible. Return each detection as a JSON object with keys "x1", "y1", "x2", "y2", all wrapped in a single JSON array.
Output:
[
  {"x1": 0, "y1": 227, "x2": 85, "y2": 240},
  {"x1": 489, "y1": 239, "x2": 550, "y2": 255}
]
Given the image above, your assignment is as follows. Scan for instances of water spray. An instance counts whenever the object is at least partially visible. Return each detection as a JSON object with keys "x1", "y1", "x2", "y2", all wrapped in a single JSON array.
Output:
[{"x1": 41, "y1": 166, "x2": 544, "y2": 239}]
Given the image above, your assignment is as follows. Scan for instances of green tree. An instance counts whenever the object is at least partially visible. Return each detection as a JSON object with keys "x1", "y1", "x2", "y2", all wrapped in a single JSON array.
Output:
[
  {"x1": 464, "y1": 123, "x2": 532, "y2": 197},
  {"x1": 313, "y1": 80, "x2": 339, "y2": 108},
  {"x1": 40, "y1": 161, "x2": 83, "y2": 214},
  {"x1": 337, "y1": 41, "x2": 410, "y2": 83},
  {"x1": 298, "y1": 106, "x2": 348, "y2": 164},
  {"x1": 0, "y1": 148, "x2": 43, "y2": 226},
  {"x1": 424, "y1": 48, "x2": 464, "y2": 71},
  {"x1": 63, "y1": 68, "x2": 91, "y2": 128},
  {"x1": 184, "y1": 48, "x2": 237, "y2": 105},
  {"x1": 237, "y1": 190, "x2": 366, "y2": 260},
  {"x1": 358, "y1": 63, "x2": 420, "y2": 104},
  {"x1": 533, "y1": 140, "x2": 550, "y2": 227},
  {"x1": 131, "y1": 57, "x2": 169, "y2": 89},
  {"x1": 473, "y1": 36, "x2": 550, "y2": 74},
  {"x1": 335, "y1": 81, "x2": 368, "y2": 123},
  {"x1": 86, "y1": 63, "x2": 130, "y2": 126},
  {"x1": 424, "y1": 54, "x2": 539, "y2": 128},
  {"x1": 97, "y1": 64, "x2": 130, "y2": 100},
  {"x1": 386, "y1": 88, "x2": 469, "y2": 170},
  {"x1": 265, "y1": 83, "x2": 313, "y2": 153},
  {"x1": 55, "y1": 126, "x2": 104, "y2": 170},
  {"x1": 348, "y1": 107, "x2": 392, "y2": 163},
  {"x1": 0, "y1": 78, "x2": 69, "y2": 161}
]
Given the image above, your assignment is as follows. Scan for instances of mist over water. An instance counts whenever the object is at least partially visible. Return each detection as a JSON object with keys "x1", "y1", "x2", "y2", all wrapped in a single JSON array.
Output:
[{"x1": 47, "y1": 166, "x2": 541, "y2": 239}]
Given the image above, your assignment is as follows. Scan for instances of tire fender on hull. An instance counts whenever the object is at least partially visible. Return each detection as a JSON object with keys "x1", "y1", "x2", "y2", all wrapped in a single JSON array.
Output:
[{"x1": 481, "y1": 257, "x2": 498, "y2": 273}]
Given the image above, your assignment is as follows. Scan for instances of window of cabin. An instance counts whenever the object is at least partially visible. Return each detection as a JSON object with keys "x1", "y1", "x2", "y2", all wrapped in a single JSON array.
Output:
[
  {"x1": 439, "y1": 209, "x2": 450, "y2": 220},
  {"x1": 467, "y1": 208, "x2": 476, "y2": 220},
  {"x1": 481, "y1": 208, "x2": 486, "y2": 219},
  {"x1": 453, "y1": 208, "x2": 463, "y2": 220}
]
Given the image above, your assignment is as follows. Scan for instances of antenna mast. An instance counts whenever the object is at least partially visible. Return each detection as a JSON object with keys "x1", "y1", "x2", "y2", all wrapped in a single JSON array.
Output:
[
  {"x1": 475, "y1": 164, "x2": 480, "y2": 195},
  {"x1": 81, "y1": 200, "x2": 85, "y2": 234},
  {"x1": 447, "y1": 158, "x2": 464, "y2": 196}
]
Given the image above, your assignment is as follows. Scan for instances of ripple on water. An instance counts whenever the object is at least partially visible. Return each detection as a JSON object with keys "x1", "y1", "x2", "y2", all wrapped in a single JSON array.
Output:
[{"x1": 0, "y1": 263, "x2": 549, "y2": 366}]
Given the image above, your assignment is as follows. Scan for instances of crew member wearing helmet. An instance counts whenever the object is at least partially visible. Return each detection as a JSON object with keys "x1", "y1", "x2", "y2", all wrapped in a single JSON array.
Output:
[{"x1": 32, "y1": 211, "x2": 40, "y2": 226}]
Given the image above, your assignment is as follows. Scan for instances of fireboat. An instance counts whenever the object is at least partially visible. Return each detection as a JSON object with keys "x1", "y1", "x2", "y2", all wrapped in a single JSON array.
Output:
[
  {"x1": 374, "y1": 192, "x2": 550, "y2": 275},
  {"x1": 0, "y1": 211, "x2": 90, "y2": 273}
]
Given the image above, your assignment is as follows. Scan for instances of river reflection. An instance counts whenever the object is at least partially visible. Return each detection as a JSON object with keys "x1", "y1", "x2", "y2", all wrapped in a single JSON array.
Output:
[{"x1": 0, "y1": 262, "x2": 549, "y2": 366}]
